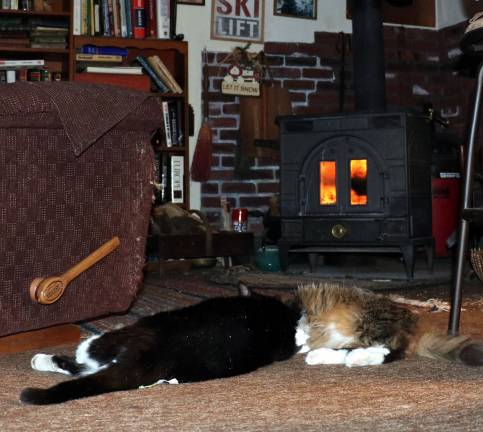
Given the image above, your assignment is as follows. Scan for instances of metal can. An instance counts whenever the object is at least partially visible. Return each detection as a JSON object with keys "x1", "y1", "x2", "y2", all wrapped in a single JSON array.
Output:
[{"x1": 231, "y1": 208, "x2": 248, "y2": 232}]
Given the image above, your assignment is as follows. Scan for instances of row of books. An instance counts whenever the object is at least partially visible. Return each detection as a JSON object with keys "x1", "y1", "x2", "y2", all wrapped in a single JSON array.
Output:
[
  {"x1": 0, "y1": 67, "x2": 62, "y2": 83},
  {"x1": 73, "y1": 0, "x2": 173, "y2": 40},
  {"x1": 74, "y1": 49, "x2": 182, "y2": 94},
  {"x1": 153, "y1": 153, "x2": 184, "y2": 205},
  {"x1": 0, "y1": 0, "x2": 47, "y2": 10}
]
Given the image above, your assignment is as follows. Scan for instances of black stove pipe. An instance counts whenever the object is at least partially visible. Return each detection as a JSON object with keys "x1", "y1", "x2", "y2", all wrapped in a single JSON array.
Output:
[{"x1": 352, "y1": 0, "x2": 386, "y2": 111}]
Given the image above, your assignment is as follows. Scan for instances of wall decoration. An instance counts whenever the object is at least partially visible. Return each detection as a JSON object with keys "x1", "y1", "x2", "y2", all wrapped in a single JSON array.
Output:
[
  {"x1": 211, "y1": 0, "x2": 264, "y2": 43},
  {"x1": 274, "y1": 0, "x2": 317, "y2": 20},
  {"x1": 178, "y1": 0, "x2": 205, "y2": 5}
]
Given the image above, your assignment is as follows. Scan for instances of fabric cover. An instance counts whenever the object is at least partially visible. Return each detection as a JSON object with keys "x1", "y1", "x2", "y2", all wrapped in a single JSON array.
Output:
[{"x1": 0, "y1": 82, "x2": 161, "y2": 337}]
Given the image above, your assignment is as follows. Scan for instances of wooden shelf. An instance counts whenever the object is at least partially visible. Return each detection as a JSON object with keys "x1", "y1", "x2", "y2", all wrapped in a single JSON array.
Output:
[
  {"x1": 0, "y1": 46, "x2": 69, "y2": 53},
  {"x1": 0, "y1": 9, "x2": 69, "y2": 17},
  {"x1": 72, "y1": 36, "x2": 188, "y2": 55}
]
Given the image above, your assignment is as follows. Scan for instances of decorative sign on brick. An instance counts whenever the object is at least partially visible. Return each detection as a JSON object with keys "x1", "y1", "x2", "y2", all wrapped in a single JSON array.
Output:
[
  {"x1": 211, "y1": 0, "x2": 264, "y2": 43},
  {"x1": 222, "y1": 63, "x2": 260, "y2": 96}
]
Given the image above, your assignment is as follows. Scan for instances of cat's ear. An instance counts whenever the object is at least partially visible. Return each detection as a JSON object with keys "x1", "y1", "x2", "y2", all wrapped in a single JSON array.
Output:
[{"x1": 238, "y1": 283, "x2": 252, "y2": 297}]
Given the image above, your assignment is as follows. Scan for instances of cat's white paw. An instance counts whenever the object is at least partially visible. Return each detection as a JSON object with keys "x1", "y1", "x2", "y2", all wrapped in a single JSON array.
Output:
[
  {"x1": 305, "y1": 348, "x2": 348, "y2": 365},
  {"x1": 295, "y1": 316, "x2": 310, "y2": 347},
  {"x1": 344, "y1": 346, "x2": 390, "y2": 367},
  {"x1": 31, "y1": 354, "x2": 70, "y2": 375}
]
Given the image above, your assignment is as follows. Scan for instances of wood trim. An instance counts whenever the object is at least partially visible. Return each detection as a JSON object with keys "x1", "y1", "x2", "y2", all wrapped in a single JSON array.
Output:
[{"x1": 0, "y1": 324, "x2": 81, "y2": 356}]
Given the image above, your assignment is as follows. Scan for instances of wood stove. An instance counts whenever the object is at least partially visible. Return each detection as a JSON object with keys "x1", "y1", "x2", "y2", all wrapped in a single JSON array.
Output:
[
  {"x1": 278, "y1": 111, "x2": 434, "y2": 278},
  {"x1": 277, "y1": 0, "x2": 434, "y2": 278}
]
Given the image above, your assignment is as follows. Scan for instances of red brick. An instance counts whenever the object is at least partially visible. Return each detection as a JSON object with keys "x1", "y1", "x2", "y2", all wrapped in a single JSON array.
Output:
[
  {"x1": 221, "y1": 156, "x2": 235, "y2": 167},
  {"x1": 202, "y1": 183, "x2": 219, "y2": 194},
  {"x1": 270, "y1": 67, "x2": 302, "y2": 79},
  {"x1": 257, "y1": 182, "x2": 280, "y2": 193},
  {"x1": 211, "y1": 118, "x2": 237, "y2": 128},
  {"x1": 221, "y1": 182, "x2": 256, "y2": 193},
  {"x1": 239, "y1": 196, "x2": 272, "y2": 208},
  {"x1": 303, "y1": 68, "x2": 335, "y2": 80},
  {"x1": 223, "y1": 103, "x2": 239, "y2": 115},
  {"x1": 284, "y1": 80, "x2": 315, "y2": 91},
  {"x1": 264, "y1": 42, "x2": 299, "y2": 55}
]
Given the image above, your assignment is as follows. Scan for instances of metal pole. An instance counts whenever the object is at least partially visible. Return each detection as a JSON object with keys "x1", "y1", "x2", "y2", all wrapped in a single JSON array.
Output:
[{"x1": 448, "y1": 61, "x2": 483, "y2": 335}]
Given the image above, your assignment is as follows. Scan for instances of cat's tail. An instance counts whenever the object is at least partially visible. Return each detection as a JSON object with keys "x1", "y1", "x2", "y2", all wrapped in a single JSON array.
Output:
[
  {"x1": 20, "y1": 366, "x2": 137, "y2": 405},
  {"x1": 415, "y1": 333, "x2": 483, "y2": 366}
]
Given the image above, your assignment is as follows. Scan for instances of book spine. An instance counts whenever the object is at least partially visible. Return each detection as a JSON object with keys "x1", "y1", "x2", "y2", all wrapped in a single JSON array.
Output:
[
  {"x1": 73, "y1": 0, "x2": 82, "y2": 35},
  {"x1": 132, "y1": 0, "x2": 145, "y2": 39},
  {"x1": 93, "y1": 0, "x2": 101, "y2": 35},
  {"x1": 124, "y1": 0, "x2": 132, "y2": 38},
  {"x1": 175, "y1": 99, "x2": 184, "y2": 146},
  {"x1": 81, "y1": 45, "x2": 128, "y2": 56},
  {"x1": 76, "y1": 53, "x2": 123, "y2": 61},
  {"x1": 6, "y1": 69, "x2": 16, "y2": 83},
  {"x1": 119, "y1": 0, "x2": 127, "y2": 37},
  {"x1": 0, "y1": 59, "x2": 44, "y2": 66},
  {"x1": 101, "y1": 0, "x2": 111, "y2": 35},
  {"x1": 170, "y1": 155, "x2": 184, "y2": 204},
  {"x1": 168, "y1": 101, "x2": 178, "y2": 146},
  {"x1": 155, "y1": 0, "x2": 169, "y2": 39},
  {"x1": 146, "y1": 0, "x2": 156, "y2": 38},
  {"x1": 152, "y1": 55, "x2": 182, "y2": 93},
  {"x1": 136, "y1": 55, "x2": 169, "y2": 93},
  {"x1": 162, "y1": 100, "x2": 172, "y2": 147},
  {"x1": 112, "y1": 0, "x2": 120, "y2": 37}
]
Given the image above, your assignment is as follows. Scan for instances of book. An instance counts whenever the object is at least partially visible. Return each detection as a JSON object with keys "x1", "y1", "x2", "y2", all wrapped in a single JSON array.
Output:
[
  {"x1": 75, "y1": 72, "x2": 151, "y2": 91},
  {"x1": 73, "y1": 0, "x2": 82, "y2": 35},
  {"x1": 136, "y1": 55, "x2": 170, "y2": 93},
  {"x1": 0, "y1": 59, "x2": 44, "y2": 68},
  {"x1": 146, "y1": 0, "x2": 156, "y2": 38},
  {"x1": 85, "y1": 65, "x2": 143, "y2": 74},
  {"x1": 162, "y1": 100, "x2": 172, "y2": 146},
  {"x1": 132, "y1": 0, "x2": 146, "y2": 39},
  {"x1": 146, "y1": 54, "x2": 182, "y2": 93},
  {"x1": 76, "y1": 53, "x2": 123, "y2": 62},
  {"x1": 80, "y1": 45, "x2": 129, "y2": 56},
  {"x1": 170, "y1": 155, "x2": 184, "y2": 204},
  {"x1": 156, "y1": 0, "x2": 170, "y2": 39}
]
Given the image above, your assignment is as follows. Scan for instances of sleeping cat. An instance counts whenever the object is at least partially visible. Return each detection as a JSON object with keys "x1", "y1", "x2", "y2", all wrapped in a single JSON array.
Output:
[
  {"x1": 295, "y1": 283, "x2": 483, "y2": 368},
  {"x1": 20, "y1": 282, "x2": 483, "y2": 405},
  {"x1": 20, "y1": 292, "x2": 300, "y2": 405}
]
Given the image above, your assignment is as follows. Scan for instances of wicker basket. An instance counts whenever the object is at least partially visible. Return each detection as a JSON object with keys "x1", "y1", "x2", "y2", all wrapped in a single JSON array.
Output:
[{"x1": 470, "y1": 248, "x2": 483, "y2": 282}]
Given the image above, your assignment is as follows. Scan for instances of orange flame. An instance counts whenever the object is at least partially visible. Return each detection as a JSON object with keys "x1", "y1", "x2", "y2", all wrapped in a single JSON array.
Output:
[
  {"x1": 320, "y1": 161, "x2": 336, "y2": 205},
  {"x1": 350, "y1": 159, "x2": 368, "y2": 206}
]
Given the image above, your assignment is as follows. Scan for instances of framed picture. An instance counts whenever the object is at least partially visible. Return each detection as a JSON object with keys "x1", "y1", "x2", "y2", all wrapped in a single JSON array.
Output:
[
  {"x1": 211, "y1": 0, "x2": 264, "y2": 43},
  {"x1": 178, "y1": 0, "x2": 205, "y2": 5},
  {"x1": 274, "y1": 0, "x2": 317, "y2": 20}
]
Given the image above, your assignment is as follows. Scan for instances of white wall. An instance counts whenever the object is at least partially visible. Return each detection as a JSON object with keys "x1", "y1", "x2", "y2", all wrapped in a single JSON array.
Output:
[{"x1": 177, "y1": 0, "x2": 469, "y2": 209}]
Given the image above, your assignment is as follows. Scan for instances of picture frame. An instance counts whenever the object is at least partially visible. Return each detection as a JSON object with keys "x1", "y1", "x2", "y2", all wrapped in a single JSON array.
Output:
[
  {"x1": 274, "y1": 0, "x2": 317, "y2": 20},
  {"x1": 211, "y1": 0, "x2": 264, "y2": 43},
  {"x1": 177, "y1": 0, "x2": 205, "y2": 5}
]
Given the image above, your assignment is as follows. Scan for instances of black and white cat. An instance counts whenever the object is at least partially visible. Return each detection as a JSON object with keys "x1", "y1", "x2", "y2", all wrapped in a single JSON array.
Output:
[
  {"x1": 21, "y1": 283, "x2": 483, "y2": 405},
  {"x1": 20, "y1": 291, "x2": 300, "y2": 405}
]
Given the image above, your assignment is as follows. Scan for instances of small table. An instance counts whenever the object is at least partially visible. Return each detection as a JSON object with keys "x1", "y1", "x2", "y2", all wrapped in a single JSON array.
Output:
[{"x1": 158, "y1": 231, "x2": 254, "y2": 267}]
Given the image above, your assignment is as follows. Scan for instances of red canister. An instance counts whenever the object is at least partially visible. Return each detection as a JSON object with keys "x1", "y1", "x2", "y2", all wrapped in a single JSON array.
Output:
[{"x1": 231, "y1": 208, "x2": 248, "y2": 232}]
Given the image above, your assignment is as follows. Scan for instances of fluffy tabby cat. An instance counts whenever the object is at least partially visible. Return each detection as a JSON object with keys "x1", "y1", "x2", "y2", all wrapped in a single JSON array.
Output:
[{"x1": 20, "y1": 283, "x2": 483, "y2": 405}]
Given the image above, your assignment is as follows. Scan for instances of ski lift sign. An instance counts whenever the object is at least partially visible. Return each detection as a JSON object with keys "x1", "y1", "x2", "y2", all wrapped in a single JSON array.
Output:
[
  {"x1": 222, "y1": 63, "x2": 261, "y2": 96},
  {"x1": 211, "y1": 0, "x2": 264, "y2": 43}
]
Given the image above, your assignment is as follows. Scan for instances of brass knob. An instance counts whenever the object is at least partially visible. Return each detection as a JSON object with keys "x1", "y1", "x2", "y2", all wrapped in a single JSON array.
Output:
[{"x1": 331, "y1": 224, "x2": 348, "y2": 239}]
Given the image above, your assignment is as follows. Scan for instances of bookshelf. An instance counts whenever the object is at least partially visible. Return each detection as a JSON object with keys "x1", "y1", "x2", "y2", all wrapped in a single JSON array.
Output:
[
  {"x1": 0, "y1": 0, "x2": 71, "y2": 79},
  {"x1": 0, "y1": 1, "x2": 190, "y2": 208}
]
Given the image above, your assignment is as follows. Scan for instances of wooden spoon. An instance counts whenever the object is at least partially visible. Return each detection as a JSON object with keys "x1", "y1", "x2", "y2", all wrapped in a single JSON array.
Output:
[{"x1": 30, "y1": 236, "x2": 121, "y2": 305}]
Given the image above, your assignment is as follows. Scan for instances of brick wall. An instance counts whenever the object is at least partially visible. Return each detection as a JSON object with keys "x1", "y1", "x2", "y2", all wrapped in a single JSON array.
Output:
[{"x1": 201, "y1": 22, "x2": 474, "y2": 229}]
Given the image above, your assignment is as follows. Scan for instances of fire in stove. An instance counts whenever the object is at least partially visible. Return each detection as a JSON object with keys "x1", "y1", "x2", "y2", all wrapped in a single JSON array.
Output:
[
  {"x1": 319, "y1": 161, "x2": 336, "y2": 205},
  {"x1": 319, "y1": 159, "x2": 368, "y2": 206},
  {"x1": 350, "y1": 159, "x2": 368, "y2": 206}
]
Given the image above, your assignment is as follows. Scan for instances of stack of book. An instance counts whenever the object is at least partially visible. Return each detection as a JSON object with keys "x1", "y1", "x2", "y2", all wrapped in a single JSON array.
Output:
[
  {"x1": 0, "y1": 15, "x2": 69, "y2": 49},
  {"x1": 73, "y1": 0, "x2": 174, "y2": 40},
  {"x1": 135, "y1": 54, "x2": 182, "y2": 94},
  {"x1": 30, "y1": 26, "x2": 69, "y2": 49}
]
